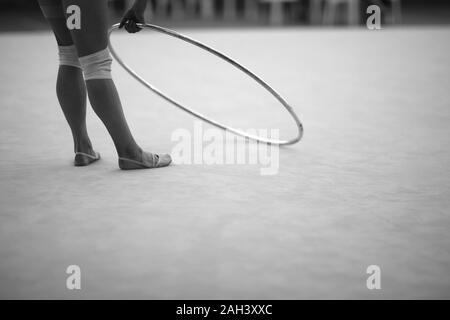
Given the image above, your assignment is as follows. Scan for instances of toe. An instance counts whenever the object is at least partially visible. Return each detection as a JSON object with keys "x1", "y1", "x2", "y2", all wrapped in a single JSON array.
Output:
[{"x1": 157, "y1": 153, "x2": 172, "y2": 167}]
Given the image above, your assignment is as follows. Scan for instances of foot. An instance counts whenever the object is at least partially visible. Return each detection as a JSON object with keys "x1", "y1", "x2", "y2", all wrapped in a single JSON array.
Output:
[
  {"x1": 74, "y1": 151, "x2": 101, "y2": 167},
  {"x1": 118, "y1": 151, "x2": 172, "y2": 170}
]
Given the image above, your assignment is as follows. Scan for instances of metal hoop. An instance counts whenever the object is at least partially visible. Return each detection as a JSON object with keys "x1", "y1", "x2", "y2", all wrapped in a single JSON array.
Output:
[{"x1": 108, "y1": 23, "x2": 303, "y2": 145}]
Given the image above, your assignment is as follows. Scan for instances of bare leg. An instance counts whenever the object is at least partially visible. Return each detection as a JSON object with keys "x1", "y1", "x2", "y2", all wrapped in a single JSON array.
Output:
[
  {"x1": 63, "y1": 0, "x2": 171, "y2": 169},
  {"x1": 38, "y1": 0, "x2": 94, "y2": 156},
  {"x1": 62, "y1": 0, "x2": 140, "y2": 158},
  {"x1": 57, "y1": 65, "x2": 93, "y2": 154}
]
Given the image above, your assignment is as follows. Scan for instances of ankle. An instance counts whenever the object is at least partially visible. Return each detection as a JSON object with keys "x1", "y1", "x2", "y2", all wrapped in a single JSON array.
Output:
[
  {"x1": 74, "y1": 138, "x2": 93, "y2": 154},
  {"x1": 118, "y1": 143, "x2": 142, "y2": 160}
]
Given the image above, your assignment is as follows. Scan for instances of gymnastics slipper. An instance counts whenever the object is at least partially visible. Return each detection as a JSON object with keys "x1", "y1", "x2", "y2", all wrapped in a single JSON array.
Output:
[
  {"x1": 118, "y1": 152, "x2": 172, "y2": 170},
  {"x1": 74, "y1": 151, "x2": 101, "y2": 167}
]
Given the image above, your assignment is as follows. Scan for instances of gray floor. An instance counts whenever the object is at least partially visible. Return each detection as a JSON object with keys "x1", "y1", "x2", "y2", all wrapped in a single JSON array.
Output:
[{"x1": 0, "y1": 26, "x2": 449, "y2": 299}]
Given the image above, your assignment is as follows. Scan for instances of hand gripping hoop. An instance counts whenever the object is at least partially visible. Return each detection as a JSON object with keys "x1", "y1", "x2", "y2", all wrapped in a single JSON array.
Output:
[{"x1": 108, "y1": 23, "x2": 303, "y2": 145}]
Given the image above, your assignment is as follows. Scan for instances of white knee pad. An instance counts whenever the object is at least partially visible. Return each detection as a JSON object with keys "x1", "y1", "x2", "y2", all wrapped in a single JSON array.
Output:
[
  {"x1": 79, "y1": 48, "x2": 113, "y2": 81},
  {"x1": 58, "y1": 45, "x2": 81, "y2": 69}
]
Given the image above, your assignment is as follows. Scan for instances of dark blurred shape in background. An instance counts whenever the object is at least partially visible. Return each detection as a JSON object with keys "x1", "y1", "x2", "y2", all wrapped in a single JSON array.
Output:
[{"x1": 0, "y1": 0, "x2": 449, "y2": 31}]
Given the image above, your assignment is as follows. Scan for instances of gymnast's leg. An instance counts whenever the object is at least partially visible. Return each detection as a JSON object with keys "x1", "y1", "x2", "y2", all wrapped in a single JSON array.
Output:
[
  {"x1": 62, "y1": 0, "x2": 171, "y2": 169},
  {"x1": 38, "y1": 0, "x2": 99, "y2": 166}
]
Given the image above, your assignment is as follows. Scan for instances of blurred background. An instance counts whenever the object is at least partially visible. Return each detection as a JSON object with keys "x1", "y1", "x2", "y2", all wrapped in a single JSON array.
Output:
[{"x1": 1, "y1": 0, "x2": 450, "y2": 30}]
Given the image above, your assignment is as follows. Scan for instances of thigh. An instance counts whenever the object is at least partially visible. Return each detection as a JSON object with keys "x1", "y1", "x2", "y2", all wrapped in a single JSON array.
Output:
[
  {"x1": 38, "y1": 0, "x2": 73, "y2": 46},
  {"x1": 61, "y1": 0, "x2": 110, "y2": 57}
]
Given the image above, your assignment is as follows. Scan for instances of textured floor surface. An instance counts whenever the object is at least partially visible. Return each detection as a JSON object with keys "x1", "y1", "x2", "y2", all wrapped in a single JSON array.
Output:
[{"x1": 0, "y1": 26, "x2": 449, "y2": 299}]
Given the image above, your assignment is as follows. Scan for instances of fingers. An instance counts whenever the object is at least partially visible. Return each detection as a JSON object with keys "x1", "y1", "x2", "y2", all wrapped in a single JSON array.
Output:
[
  {"x1": 119, "y1": 9, "x2": 144, "y2": 33},
  {"x1": 124, "y1": 20, "x2": 142, "y2": 33},
  {"x1": 119, "y1": 12, "x2": 131, "y2": 29}
]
